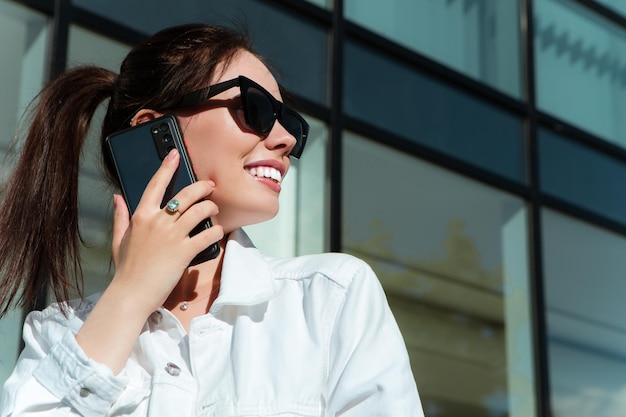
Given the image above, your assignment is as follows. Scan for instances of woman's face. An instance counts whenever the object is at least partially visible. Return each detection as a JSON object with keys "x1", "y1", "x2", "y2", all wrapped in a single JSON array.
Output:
[{"x1": 175, "y1": 50, "x2": 297, "y2": 233}]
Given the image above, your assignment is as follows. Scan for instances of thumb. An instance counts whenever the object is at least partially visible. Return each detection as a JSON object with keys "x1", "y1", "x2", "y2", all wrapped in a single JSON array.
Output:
[{"x1": 111, "y1": 194, "x2": 130, "y2": 261}]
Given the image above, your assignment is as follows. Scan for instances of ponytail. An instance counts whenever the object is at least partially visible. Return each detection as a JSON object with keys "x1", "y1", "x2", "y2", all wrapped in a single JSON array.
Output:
[{"x1": 0, "y1": 66, "x2": 116, "y2": 317}]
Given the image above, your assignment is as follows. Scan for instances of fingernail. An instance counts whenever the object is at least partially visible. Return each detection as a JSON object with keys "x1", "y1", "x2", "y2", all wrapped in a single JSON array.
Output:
[{"x1": 166, "y1": 148, "x2": 179, "y2": 160}]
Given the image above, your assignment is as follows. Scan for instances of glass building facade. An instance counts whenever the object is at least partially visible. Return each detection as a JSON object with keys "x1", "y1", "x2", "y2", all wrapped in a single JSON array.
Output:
[{"x1": 0, "y1": 1, "x2": 625, "y2": 416}]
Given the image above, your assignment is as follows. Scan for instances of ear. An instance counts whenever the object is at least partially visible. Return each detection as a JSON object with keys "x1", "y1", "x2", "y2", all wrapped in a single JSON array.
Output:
[{"x1": 130, "y1": 109, "x2": 164, "y2": 127}]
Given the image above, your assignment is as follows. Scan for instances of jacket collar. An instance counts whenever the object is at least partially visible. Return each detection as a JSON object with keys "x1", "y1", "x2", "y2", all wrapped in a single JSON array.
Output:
[{"x1": 209, "y1": 228, "x2": 276, "y2": 311}]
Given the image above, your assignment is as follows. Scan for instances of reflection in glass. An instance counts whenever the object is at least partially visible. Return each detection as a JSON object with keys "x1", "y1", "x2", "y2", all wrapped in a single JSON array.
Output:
[
  {"x1": 71, "y1": 0, "x2": 327, "y2": 105},
  {"x1": 344, "y1": 40, "x2": 525, "y2": 184},
  {"x1": 342, "y1": 132, "x2": 535, "y2": 417},
  {"x1": 0, "y1": 0, "x2": 48, "y2": 394},
  {"x1": 543, "y1": 209, "x2": 626, "y2": 417},
  {"x1": 535, "y1": 0, "x2": 626, "y2": 148},
  {"x1": 245, "y1": 117, "x2": 328, "y2": 256},
  {"x1": 345, "y1": 0, "x2": 521, "y2": 97},
  {"x1": 539, "y1": 128, "x2": 626, "y2": 225}
]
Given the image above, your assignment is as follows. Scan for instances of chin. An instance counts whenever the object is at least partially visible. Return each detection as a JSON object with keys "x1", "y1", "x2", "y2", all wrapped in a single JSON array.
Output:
[{"x1": 248, "y1": 207, "x2": 280, "y2": 226}]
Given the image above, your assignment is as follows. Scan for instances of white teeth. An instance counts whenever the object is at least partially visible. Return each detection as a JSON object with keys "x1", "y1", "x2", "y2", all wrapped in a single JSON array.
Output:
[{"x1": 246, "y1": 166, "x2": 282, "y2": 183}]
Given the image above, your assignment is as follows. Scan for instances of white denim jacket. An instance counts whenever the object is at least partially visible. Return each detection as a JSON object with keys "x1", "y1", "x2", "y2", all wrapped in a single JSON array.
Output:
[{"x1": 0, "y1": 229, "x2": 424, "y2": 417}]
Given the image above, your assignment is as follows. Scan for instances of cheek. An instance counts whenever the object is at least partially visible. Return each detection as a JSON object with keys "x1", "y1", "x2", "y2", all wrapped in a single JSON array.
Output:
[
  {"x1": 185, "y1": 138, "x2": 243, "y2": 185},
  {"x1": 180, "y1": 123, "x2": 222, "y2": 179},
  {"x1": 183, "y1": 138, "x2": 208, "y2": 178}
]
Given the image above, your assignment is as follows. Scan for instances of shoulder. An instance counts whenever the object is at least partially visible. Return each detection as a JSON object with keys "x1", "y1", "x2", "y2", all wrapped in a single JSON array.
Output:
[
  {"x1": 265, "y1": 252, "x2": 379, "y2": 290},
  {"x1": 232, "y1": 229, "x2": 378, "y2": 289}
]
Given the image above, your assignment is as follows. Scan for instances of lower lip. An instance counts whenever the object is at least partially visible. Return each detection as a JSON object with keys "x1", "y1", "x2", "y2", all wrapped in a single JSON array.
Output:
[{"x1": 249, "y1": 175, "x2": 282, "y2": 192}]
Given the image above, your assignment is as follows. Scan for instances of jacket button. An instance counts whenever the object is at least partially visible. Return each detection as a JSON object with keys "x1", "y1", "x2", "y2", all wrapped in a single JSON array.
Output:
[
  {"x1": 150, "y1": 311, "x2": 162, "y2": 325},
  {"x1": 79, "y1": 387, "x2": 91, "y2": 397},
  {"x1": 165, "y1": 362, "x2": 181, "y2": 377}
]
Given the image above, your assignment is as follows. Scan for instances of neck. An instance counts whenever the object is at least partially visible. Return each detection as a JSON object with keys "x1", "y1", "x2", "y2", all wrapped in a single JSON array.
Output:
[{"x1": 164, "y1": 236, "x2": 228, "y2": 317}]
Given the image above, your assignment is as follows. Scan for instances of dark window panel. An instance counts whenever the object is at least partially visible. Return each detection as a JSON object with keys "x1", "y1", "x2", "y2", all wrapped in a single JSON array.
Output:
[
  {"x1": 539, "y1": 128, "x2": 626, "y2": 225},
  {"x1": 72, "y1": 0, "x2": 328, "y2": 105},
  {"x1": 344, "y1": 40, "x2": 526, "y2": 184}
]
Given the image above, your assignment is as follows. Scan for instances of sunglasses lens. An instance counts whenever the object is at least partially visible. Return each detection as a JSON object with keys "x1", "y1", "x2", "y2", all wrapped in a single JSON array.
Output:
[
  {"x1": 281, "y1": 112, "x2": 303, "y2": 139},
  {"x1": 245, "y1": 87, "x2": 275, "y2": 135},
  {"x1": 243, "y1": 80, "x2": 307, "y2": 158}
]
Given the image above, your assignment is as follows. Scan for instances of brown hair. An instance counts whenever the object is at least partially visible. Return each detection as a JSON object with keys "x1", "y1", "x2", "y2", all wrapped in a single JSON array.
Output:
[{"x1": 0, "y1": 24, "x2": 252, "y2": 317}]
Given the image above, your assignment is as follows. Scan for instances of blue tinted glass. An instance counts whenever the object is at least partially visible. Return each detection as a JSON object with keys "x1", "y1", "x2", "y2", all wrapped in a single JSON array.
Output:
[
  {"x1": 539, "y1": 129, "x2": 626, "y2": 224},
  {"x1": 343, "y1": 132, "x2": 535, "y2": 416},
  {"x1": 344, "y1": 40, "x2": 525, "y2": 183},
  {"x1": 345, "y1": 0, "x2": 522, "y2": 98},
  {"x1": 72, "y1": 0, "x2": 327, "y2": 105},
  {"x1": 535, "y1": 0, "x2": 626, "y2": 148},
  {"x1": 543, "y1": 209, "x2": 626, "y2": 417}
]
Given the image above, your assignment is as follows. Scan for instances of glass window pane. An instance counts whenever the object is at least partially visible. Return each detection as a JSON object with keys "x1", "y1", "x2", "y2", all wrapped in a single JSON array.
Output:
[
  {"x1": 543, "y1": 209, "x2": 626, "y2": 417},
  {"x1": 539, "y1": 128, "x2": 626, "y2": 225},
  {"x1": 343, "y1": 132, "x2": 536, "y2": 417},
  {"x1": 0, "y1": 0, "x2": 49, "y2": 393},
  {"x1": 535, "y1": 0, "x2": 626, "y2": 148},
  {"x1": 67, "y1": 25, "x2": 132, "y2": 298},
  {"x1": 245, "y1": 116, "x2": 329, "y2": 255},
  {"x1": 345, "y1": 0, "x2": 522, "y2": 97},
  {"x1": 72, "y1": 0, "x2": 328, "y2": 105},
  {"x1": 344, "y1": 40, "x2": 526, "y2": 184}
]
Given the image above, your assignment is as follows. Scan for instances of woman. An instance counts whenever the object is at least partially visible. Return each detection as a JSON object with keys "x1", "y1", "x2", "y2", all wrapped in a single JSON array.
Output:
[{"x1": 0, "y1": 24, "x2": 423, "y2": 416}]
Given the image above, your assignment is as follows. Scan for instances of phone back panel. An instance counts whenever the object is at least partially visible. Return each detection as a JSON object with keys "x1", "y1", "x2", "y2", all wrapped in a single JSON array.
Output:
[
  {"x1": 106, "y1": 115, "x2": 190, "y2": 212},
  {"x1": 105, "y1": 115, "x2": 219, "y2": 263}
]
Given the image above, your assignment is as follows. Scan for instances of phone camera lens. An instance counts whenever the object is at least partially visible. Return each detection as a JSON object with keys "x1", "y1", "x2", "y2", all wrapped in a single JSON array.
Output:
[
  {"x1": 162, "y1": 133, "x2": 172, "y2": 143},
  {"x1": 159, "y1": 123, "x2": 169, "y2": 133},
  {"x1": 151, "y1": 126, "x2": 159, "y2": 135}
]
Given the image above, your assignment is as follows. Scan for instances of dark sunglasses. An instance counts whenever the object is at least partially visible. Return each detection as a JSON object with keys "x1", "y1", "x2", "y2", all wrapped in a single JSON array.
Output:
[{"x1": 164, "y1": 75, "x2": 309, "y2": 159}]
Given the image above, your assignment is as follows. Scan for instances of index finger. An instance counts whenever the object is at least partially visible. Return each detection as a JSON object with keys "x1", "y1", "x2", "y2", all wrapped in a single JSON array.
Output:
[{"x1": 136, "y1": 148, "x2": 180, "y2": 211}]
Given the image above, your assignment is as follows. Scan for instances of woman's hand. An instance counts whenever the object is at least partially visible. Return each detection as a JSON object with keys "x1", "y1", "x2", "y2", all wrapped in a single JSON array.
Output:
[
  {"x1": 110, "y1": 148, "x2": 224, "y2": 312},
  {"x1": 76, "y1": 149, "x2": 223, "y2": 374}
]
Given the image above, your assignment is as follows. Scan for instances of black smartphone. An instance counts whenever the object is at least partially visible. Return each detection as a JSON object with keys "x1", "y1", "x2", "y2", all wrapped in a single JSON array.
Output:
[{"x1": 105, "y1": 114, "x2": 220, "y2": 265}]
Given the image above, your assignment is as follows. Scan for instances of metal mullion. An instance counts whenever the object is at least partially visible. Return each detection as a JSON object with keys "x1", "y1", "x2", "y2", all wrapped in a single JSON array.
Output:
[
  {"x1": 542, "y1": 193, "x2": 626, "y2": 238},
  {"x1": 71, "y1": 6, "x2": 146, "y2": 45},
  {"x1": 521, "y1": 0, "x2": 551, "y2": 416},
  {"x1": 15, "y1": 0, "x2": 72, "y2": 351},
  {"x1": 537, "y1": 112, "x2": 626, "y2": 164},
  {"x1": 263, "y1": 0, "x2": 332, "y2": 26},
  {"x1": 574, "y1": 0, "x2": 626, "y2": 30},
  {"x1": 14, "y1": 0, "x2": 54, "y2": 13},
  {"x1": 26, "y1": 0, "x2": 71, "y2": 315},
  {"x1": 47, "y1": 0, "x2": 70, "y2": 81},
  {"x1": 329, "y1": 0, "x2": 343, "y2": 253}
]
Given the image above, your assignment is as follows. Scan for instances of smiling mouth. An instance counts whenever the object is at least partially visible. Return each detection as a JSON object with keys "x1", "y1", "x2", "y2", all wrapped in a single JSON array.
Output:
[{"x1": 245, "y1": 166, "x2": 283, "y2": 183}]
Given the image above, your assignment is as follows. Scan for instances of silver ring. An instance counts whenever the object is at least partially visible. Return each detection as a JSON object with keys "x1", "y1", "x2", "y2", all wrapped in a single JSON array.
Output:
[{"x1": 166, "y1": 199, "x2": 180, "y2": 213}]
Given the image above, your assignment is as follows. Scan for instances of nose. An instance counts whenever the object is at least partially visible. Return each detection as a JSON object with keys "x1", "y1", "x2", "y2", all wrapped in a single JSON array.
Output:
[{"x1": 264, "y1": 120, "x2": 297, "y2": 156}]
